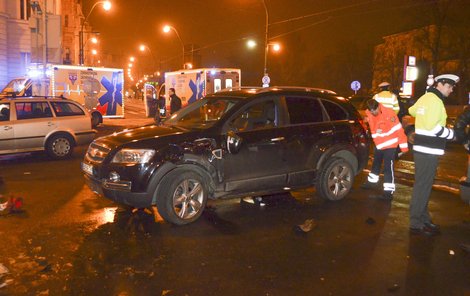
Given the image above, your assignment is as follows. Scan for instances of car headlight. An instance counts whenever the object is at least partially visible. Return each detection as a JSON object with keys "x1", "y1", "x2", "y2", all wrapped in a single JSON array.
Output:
[{"x1": 111, "y1": 149, "x2": 155, "y2": 164}]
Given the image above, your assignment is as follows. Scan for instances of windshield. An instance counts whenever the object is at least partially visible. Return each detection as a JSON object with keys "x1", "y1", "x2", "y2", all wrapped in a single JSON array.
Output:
[{"x1": 164, "y1": 97, "x2": 241, "y2": 129}]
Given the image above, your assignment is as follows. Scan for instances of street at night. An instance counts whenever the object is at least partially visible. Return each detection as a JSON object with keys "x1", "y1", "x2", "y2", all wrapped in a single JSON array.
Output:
[
  {"x1": 2, "y1": 0, "x2": 470, "y2": 295},
  {"x1": 1, "y1": 99, "x2": 470, "y2": 295}
]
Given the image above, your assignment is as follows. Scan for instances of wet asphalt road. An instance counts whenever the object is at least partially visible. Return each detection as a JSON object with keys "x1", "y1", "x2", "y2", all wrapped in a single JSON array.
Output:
[{"x1": 1, "y1": 100, "x2": 470, "y2": 295}]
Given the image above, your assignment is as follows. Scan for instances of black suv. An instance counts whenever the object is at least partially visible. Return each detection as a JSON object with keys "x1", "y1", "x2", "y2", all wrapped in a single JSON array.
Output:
[{"x1": 82, "y1": 87, "x2": 370, "y2": 225}]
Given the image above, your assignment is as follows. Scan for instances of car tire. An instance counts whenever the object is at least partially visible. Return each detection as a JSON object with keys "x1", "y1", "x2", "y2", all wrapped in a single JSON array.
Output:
[
  {"x1": 316, "y1": 157, "x2": 354, "y2": 201},
  {"x1": 46, "y1": 134, "x2": 74, "y2": 159},
  {"x1": 155, "y1": 168, "x2": 208, "y2": 225},
  {"x1": 91, "y1": 112, "x2": 102, "y2": 128}
]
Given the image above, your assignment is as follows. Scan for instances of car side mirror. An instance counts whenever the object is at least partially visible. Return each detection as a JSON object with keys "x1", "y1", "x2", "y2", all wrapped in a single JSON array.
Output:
[{"x1": 227, "y1": 130, "x2": 243, "y2": 154}]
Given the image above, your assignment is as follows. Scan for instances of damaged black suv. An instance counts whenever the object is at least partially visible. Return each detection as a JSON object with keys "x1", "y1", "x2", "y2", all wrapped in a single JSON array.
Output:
[{"x1": 82, "y1": 87, "x2": 370, "y2": 225}]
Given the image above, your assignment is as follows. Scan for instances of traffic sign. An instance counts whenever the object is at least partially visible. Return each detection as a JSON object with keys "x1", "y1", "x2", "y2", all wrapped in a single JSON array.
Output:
[
  {"x1": 350, "y1": 80, "x2": 361, "y2": 91},
  {"x1": 262, "y1": 75, "x2": 270, "y2": 87}
]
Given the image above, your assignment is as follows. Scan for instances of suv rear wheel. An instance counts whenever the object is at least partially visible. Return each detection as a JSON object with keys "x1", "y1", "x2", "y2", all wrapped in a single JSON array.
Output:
[
  {"x1": 156, "y1": 168, "x2": 208, "y2": 225},
  {"x1": 316, "y1": 157, "x2": 354, "y2": 201},
  {"x1": 46, "y1": 134, "x2": 74, "y2": 159}
]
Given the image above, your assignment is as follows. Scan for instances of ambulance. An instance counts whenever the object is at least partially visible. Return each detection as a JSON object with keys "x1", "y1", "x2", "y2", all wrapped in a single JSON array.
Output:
[
  {"x1": 0, "y1": 64, "x2": 124, "y2": 127},
  {"x1": 162, "y1": 68, "x2": 241, "y2": 107}
]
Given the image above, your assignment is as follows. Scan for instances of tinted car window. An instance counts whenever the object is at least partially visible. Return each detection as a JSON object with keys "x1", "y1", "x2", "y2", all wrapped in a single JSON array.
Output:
[
  {"x1": 164, "y1": 97, "x2": 239, "y2": 129},
  {"x1": 15, "y1": 101, "x2": 53, "y2": 120},
  {"x1": 51, "y1": 102, "x2": 84, "y2": 116},
  {"x1": 285, "y1": 96, "x2": 323, "y2": 124},
  {"x1": 0, "y1": 103, "x2": 10, "y2": 121},
  {"x1": 322, "y1": 100, "x2": 348, "y2": 121},
  {"x1": 230, "y1": 100, "x2": 277, "y2": 131}
]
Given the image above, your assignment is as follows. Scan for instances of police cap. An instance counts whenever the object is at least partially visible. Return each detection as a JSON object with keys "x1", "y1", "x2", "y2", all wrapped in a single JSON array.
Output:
[
  {"x1": 435, "y1": 74, "x2": 460, "y2": 86},
  {"x1": 378, "y1": 81, "x2": 390, "y2": 88}
]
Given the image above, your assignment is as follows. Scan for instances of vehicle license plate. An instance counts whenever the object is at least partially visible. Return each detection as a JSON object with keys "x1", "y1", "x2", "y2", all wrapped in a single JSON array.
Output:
[{"x1": 81, "y1": 162, "x2": 93, "y2": 175}]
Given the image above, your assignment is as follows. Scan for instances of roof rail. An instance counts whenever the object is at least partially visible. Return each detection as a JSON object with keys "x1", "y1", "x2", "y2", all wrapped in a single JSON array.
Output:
[
  {"x1": 216, "y1": 86, "x2": 338, "y2": 95},
  {"x1": 1, "y1": 95, "x2": 67, "y2": 100}
]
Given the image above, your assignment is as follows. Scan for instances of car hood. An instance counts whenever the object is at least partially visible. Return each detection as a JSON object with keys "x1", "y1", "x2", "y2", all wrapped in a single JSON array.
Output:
[{"x1": 93, "y1": 124, "x2": 197, "y2": 149}]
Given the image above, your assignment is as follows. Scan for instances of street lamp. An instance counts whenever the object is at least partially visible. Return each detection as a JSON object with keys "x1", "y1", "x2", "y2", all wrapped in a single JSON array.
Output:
[
  {"x1": 82, "y1": 35, "x2": 99, "y2": 58},
  {"x1": 139, "y1": 44, "x2": 157, "y2": 68},
  {"x1": 247, "y1": 39, "x2": 257, "y2": 49},
  {"x1": 79, "y1": 1, "x2": 111, "y2": 65},
  {"x1": 271, "y1": 43, "x2": 281, "y2": 52},
  {"x1": 163, "y1": 25, "x2": 185, "y2": 69}
]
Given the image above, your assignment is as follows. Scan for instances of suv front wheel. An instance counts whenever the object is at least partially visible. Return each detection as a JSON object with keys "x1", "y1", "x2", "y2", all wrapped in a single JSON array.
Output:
[
  {"x1": 316, "y1": 157, "x2": 354, "y2": 201},
  {"x1": 156, "y1": 168, "x2": 208, "y2": 225}
]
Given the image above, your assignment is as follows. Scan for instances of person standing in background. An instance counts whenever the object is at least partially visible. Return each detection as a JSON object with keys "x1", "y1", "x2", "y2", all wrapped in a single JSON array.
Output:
[
  {"x1": 169, "y1": 88, "x2": 182, "y2": 115},
  {"x1": 373, "y1": 82, "x2": 400, "y2": 114}
]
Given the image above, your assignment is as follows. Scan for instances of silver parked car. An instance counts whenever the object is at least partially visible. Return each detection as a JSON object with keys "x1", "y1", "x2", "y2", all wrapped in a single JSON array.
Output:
[{"x1": 0, "y1": 96, "x2": 96, "y2": 159}]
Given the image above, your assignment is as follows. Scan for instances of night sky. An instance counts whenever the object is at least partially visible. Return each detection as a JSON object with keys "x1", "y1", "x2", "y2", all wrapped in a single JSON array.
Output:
[{"x1": 84, "y1": 0, "x2": 465, "y2": 93}]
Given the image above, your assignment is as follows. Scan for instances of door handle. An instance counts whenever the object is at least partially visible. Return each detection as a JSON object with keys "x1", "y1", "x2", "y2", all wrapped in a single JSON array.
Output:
[
  {"x1": 271, "y1": 137, "x2": 285, "y2": 142},
  {"x1": 321, "y1": 130, "x2": 333, "y2": 135},
  {"x1": 48, "y1": 122, "x2": 54, "y2": 126},
  {"x1": 3, "y1": 126, "x2": 12, "y2": 130}
]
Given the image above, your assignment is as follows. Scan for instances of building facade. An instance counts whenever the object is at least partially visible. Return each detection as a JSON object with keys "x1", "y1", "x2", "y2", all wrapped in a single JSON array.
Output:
[
  {"x1": 0, "y1": 0, "x2": 97, "y2": 89},
  {"x1": 0, "y1": 0, "x2": 32, "y2": 88}
]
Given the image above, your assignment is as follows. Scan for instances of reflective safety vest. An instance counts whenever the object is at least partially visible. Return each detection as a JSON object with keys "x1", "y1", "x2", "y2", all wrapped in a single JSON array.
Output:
[
  {"x1": 373, "y1": 90, "x2": 399, "y2": 114},
  {"x1": 408, "y1": 89, "x2": 453, "y2": 155},
  {"x1": 365, "y1": 103, "x2": 408, "y2": 151}
]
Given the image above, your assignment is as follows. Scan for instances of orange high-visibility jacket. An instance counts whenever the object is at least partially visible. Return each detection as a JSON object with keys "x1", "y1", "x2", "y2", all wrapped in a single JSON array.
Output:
[{"x1": 365, "y1": 103, "x2": 408, "y2": 152}]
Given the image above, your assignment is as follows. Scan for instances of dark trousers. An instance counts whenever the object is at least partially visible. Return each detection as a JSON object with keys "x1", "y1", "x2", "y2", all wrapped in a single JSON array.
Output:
[
  {"x1": 410, "y1": 151, "x2": 439, "y2": 228},
  {"x1": 370, "y1": 147, "x2": 396, "y2": 192}
]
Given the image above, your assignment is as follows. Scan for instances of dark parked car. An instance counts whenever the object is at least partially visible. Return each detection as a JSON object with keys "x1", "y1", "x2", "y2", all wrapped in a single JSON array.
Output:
[{"x1": 82, "y1": 87, "x2": 370, "y2": 225}]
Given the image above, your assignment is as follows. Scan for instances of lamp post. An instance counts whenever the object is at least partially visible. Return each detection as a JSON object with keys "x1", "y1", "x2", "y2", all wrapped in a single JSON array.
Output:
[
  {"x1": 79, "y1": 1, "x2": 111, "y2": 65},
  {"x1": 163, "y1": 25, "x2": 185, "y2": 69},
  {"x1": 262, "y1": 0, "x2": 269, "y2": 86}
]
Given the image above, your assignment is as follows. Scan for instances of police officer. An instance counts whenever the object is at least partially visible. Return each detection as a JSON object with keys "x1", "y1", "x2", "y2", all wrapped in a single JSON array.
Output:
[
  {"x1": 373, "y1": 82, "x2": 400, "y2": 114},
  {"x1": 408, "y1": 74, "x2": 459, "y2": 236}
]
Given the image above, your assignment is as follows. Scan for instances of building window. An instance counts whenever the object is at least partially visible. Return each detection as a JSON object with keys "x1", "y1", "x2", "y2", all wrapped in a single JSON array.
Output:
[
  {"x1": 65, "y1": 15, "x2": 69, "y2": 27},
  {"x1": 20, "y1": 0, "x2": 31, "y2": 20}
]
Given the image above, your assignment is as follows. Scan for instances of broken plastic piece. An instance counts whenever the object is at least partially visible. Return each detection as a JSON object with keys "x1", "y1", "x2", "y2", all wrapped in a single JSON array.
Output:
[
  {"x1": 0, "y1": 195, "x2": 23, "y2": 213},
  {"x1": 294, "y1": 219, "x2": 316, "y2": 233}
]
